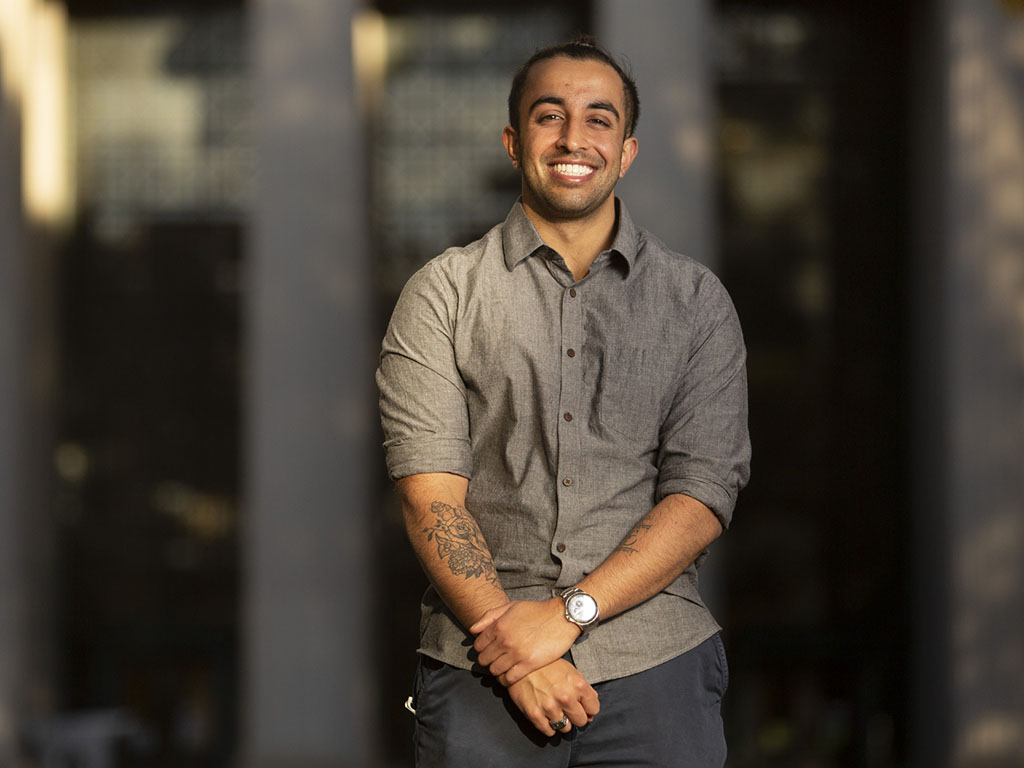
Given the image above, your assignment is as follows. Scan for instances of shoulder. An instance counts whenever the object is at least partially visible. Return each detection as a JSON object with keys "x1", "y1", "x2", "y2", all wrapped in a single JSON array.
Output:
[
  {"x1": 633, "y1": 228, "x2": 734, "y2": 308},
  {"x1": 387, "y1": 222, "x2": 508, "y2": 339},
  {"x1": 411, "y1": 221, "x2": 505, "y2": 290}
]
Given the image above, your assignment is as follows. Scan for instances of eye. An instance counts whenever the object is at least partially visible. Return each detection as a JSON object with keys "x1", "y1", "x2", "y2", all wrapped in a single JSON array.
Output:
[
  {"x1": 538, "y1": 113, "x2": 562, "y2": 123},
  {"x1": 589, "y1": 117, "x2": 611, "y2": 127}
]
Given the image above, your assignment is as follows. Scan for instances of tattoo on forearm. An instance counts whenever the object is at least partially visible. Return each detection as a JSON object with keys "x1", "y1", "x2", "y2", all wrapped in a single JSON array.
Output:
[
  {"x1": 424, "y1": 501, "x2": 500, "y2": 585},
  {"x1": 615, "y1": 520, "x2": 653, "y2": 555}
]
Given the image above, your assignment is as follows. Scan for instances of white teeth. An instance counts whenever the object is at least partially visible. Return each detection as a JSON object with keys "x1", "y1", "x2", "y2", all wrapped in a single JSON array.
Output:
[{"x1": 553, "y1": 163, "x2": 593, "y2": 177}]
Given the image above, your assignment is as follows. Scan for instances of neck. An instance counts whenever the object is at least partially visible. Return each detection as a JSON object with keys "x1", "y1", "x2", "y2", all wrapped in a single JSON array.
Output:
[{"x1": 522, "y1": 196, "x2": 617, "y2": 282}]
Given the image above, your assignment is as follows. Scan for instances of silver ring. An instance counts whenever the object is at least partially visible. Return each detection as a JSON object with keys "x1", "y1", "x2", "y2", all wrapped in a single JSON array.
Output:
[{"x1": 549, "y1": 715, "x2": 569, "y2": 730}]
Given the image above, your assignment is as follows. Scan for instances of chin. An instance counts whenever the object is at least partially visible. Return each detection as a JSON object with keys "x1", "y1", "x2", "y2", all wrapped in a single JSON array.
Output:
[{"x1": 546, "y1": 193, "x2": 610, "y2": 219}]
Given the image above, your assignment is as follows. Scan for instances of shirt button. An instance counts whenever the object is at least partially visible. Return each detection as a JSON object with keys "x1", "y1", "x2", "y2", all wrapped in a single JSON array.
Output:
[
  {"x1": 563, "y1": 412, "x2": 573, "y2": 422},
  {"x1": 566, "y1": 348, "x2": 576, "y2": 358},
  {"x1": 556, "y1": 542, "x2": 567, "y2": 553},
  {"x1": 562, "y1": 477, "x2": 572, "y2": 487},
  {"x1": 569, "y1": 288, "x2": 577, "y2": 298}
]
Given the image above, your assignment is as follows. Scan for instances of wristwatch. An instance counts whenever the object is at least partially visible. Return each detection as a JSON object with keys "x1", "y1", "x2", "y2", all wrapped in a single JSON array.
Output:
[{"x1": 560, "y1": 587, "x2": 600, "y2": 633}]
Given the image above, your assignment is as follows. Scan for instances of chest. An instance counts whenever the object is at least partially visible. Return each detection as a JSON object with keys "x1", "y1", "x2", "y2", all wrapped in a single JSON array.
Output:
[{"x1": 453, "y1": 263, "x2": 693, "y2": 442}]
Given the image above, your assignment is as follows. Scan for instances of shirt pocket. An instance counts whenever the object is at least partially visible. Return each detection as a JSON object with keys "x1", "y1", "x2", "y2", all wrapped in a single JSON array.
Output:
[{"x1": 590, "y1": 347, "x2": 670, "y2": 446}]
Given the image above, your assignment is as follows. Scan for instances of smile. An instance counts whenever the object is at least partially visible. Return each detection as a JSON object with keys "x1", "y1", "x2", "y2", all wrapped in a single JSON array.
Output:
[{"x1": 551, "y1": 162, "x2": 595, "y2": 178}]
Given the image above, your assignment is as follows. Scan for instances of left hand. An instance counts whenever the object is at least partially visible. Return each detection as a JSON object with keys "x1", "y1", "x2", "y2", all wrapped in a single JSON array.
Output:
[
  {"x1": 506, "y1": 659, "x2": 599, "y2": 736},
  {"x1": 470, "y1": 598, "x2": 581, "y2": 685}
]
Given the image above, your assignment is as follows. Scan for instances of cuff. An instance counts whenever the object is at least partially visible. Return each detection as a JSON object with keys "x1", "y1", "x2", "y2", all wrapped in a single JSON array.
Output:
[{"x1": 385, "y1": 436, "x2": 473, "y2": 481}]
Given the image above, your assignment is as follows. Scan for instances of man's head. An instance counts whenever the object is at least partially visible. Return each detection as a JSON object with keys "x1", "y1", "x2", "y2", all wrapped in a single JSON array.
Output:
[
  {"x1": 502, "y1": 36, "x2": 640, "y2": 224},
  {"x1": 507, "y1": 36, "x2": 640, "y2": 139}
]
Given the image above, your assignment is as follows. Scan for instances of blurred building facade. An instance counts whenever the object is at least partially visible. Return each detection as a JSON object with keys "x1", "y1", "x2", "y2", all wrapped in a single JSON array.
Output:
[{"x1": 0, "y1": 1, "x2": 1022, "y2": 767}]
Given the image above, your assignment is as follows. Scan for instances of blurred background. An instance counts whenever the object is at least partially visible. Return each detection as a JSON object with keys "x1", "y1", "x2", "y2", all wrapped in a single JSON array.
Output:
[{"x1": 1, "y1": 0, "x2": 1022, "y2": 766}]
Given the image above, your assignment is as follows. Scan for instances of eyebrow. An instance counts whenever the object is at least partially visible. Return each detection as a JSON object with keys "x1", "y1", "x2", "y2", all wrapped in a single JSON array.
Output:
[{"x1": 528, "y1": 95, "x2": 621, "y2": 122}]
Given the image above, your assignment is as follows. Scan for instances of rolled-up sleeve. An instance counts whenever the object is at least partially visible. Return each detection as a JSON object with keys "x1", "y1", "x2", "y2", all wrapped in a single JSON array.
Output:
[
  {"x1": 376, "y1": 261, "x2": 472, "y2": 481},
  {"x1": 656, "y1": 273, "x2": 751, "y2": 528}
]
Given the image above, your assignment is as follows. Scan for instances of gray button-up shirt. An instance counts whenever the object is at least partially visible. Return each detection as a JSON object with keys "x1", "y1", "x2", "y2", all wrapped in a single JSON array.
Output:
[{"x1": 377, "y1": 200, "x2": 750, "y2": 683}]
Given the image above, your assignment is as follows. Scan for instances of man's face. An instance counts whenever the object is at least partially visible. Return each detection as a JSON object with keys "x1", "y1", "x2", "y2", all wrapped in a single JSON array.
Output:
[{"x1": 503, "y1": 56, "x2": 638, "y2": 223}]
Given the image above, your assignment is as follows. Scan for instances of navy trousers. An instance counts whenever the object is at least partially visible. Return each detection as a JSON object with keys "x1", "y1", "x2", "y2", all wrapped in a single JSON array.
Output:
[{"x1": 411, "y1": 633, "x2": 729, "y2": 767}]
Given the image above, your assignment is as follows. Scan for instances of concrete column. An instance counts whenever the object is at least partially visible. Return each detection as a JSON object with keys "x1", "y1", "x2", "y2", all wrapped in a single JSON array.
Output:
[
  {"x1": 243, "y1": 2, "x2": 376, "y2": 767},
  {"x1": 1, "y1": 4, "x2": 58, "y2": 761},
  {"x1": 0, "y1": 53, "x2": 28, "y2": 768},
  {"x1": 595, "y1": 0, "x2": 716, "y2": 269},
  {"x1": 911, "y1": 1, "x2": 1024, "y2": 765}
]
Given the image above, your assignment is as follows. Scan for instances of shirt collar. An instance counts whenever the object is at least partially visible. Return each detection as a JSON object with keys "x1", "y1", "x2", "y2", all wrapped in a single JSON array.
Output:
[
  {"x1": 501, "y1": 198, "x2": 641, "y2": 273},
  {"x1": 501, "y1": 200, "x2": 546, "y2": 271},
  {"x1": 607, "y1": 198, "x2": 640, "y2": 271}
]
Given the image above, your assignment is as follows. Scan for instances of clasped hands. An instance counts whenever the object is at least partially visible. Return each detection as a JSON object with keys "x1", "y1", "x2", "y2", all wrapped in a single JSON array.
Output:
[{"x1": 470, "y1": 598, "x2": 598, "y2": 736}]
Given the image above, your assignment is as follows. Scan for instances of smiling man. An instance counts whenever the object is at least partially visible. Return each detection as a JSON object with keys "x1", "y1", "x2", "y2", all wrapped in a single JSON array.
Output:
[{"x1": 377, "y1": 36, "x2": 750, "y2": 767}]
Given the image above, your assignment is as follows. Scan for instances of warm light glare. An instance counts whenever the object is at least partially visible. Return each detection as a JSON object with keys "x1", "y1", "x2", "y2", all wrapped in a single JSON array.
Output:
[
  {"x1": 351, "y1": 9, "x2": 388, "y2": 116},
  {"x1": 23, "y1": 0, "x2": 71, "y2": 226},
  {"x1": 0, "y1": 0, "x2": 32, "y2": 104}
]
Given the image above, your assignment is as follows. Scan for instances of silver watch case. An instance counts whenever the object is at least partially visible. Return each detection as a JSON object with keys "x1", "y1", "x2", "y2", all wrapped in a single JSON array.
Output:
[{"x1": 561, "y1": 587, "x2": 599, "y2": 632}]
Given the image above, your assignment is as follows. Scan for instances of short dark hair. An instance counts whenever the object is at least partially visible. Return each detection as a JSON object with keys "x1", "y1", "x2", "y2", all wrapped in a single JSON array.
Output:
[{"x1": 507, "y1": 34, "x2": 640, "y2": 139}]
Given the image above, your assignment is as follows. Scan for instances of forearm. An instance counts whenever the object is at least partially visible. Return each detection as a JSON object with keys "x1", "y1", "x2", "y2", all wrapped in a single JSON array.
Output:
[
  {"x1": 397, "y1": 472, "x2": 510, "y2": 630},
  {"x1": 473, "y1": 492, "x2": 722, "y2": 685},
  {"x1": 578, "y1": 492, "x2": 722, "y2": 620}
]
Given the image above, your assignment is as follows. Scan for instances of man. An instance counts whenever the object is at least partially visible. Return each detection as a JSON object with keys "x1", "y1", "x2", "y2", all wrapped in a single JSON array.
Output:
[{"x1": 377, "y1": 36, "x2": 750, "y2": 767}]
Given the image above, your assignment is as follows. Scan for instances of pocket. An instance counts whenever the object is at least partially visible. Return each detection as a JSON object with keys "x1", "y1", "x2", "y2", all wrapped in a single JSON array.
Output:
[
  {"x1": 412, "y1": 655, "x2": 446, "y2": 713},
  {"x1": 591, "y1": 347, "x2": 669, "y2": 444},
  {"x1": 712, "y1": 633, "x2": 730, "y2": 699}
]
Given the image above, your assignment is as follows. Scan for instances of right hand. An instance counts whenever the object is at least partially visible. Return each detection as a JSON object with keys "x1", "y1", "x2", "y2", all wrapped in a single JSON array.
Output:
[
  {"x1": 472, "y1": 598, "x2": 582, "y2": 685},
  {"x1": 506, "y1": 659, "x2": 600, "y2": 737}
]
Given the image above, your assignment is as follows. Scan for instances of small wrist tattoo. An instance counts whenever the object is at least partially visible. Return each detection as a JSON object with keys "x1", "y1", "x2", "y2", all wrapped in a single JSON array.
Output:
[{"x1": 614, "y1": 521, "x2": 652, "y2": 555}]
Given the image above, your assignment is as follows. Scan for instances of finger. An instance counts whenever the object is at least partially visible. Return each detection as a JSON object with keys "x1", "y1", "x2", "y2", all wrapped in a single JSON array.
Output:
[
  {"x1": 501, "y1": 659, "x2": 539, "y2": 687},
  {"x1": 544, "y1": 710, "x2": 571, "y2": 735},
  {"x1": 529, "y1": 711, "x2": 555, "y2": 737},
  {"x1": 538, "y1": 722, "x2": 556, "y2": 737},
  {"x1": 501, "y1": 663, "x2": 523, "y2": 686},
  {"x1": 476, "y1": 643, "x2": 497, "y2": 665},
  {"x1": 472, "y1": 629, "x2": 495, "y2": 653},
  {"x1": 477, "y1": 638, "x2": 510, "y2": 666},
  {"x1": 562, "y1": 700, "x2": 589, "y2": 729},
  {"x1": 581, "y1": 688, "x2": 600, "y2": 718},
  {"x1": 487, "y1": 655, "x2": 514, "y2": 678},
  {"x1": 469, "y1": 605, "x2": 508, "y2": 634}
]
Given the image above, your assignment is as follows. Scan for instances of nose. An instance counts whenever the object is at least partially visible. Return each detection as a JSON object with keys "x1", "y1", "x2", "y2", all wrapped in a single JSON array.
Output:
[{"x1": 556, "y1": 116, "x2": 587, "y2": 153}]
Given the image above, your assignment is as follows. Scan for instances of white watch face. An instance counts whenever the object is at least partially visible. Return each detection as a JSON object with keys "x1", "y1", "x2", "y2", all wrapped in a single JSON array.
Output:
[{"x1": 568, "y1": 594, "x2": 598, "y2": 624}]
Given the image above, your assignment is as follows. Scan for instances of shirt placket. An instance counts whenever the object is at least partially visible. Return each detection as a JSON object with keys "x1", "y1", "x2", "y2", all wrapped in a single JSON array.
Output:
[{"x1": 551, "y1": 281, "x2": 585, "y2": 584}]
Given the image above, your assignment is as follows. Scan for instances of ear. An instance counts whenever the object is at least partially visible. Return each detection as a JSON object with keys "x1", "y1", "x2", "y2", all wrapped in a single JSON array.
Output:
[
  {"x1": 618, "y1": 136, "x2": 639, "y2": 178},
  {"x1": 502, "y1": 126, "x2": 519, "y2": 167}
]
